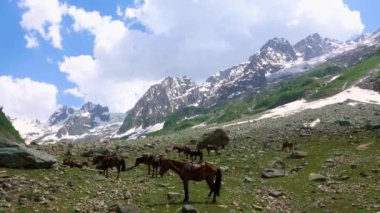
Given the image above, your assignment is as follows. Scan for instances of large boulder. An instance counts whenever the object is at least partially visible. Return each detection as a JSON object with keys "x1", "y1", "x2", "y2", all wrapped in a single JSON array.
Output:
[
  {"x1": 0, "y1": 140, "x2": 57, "y2": 169},
  {"x1": 197, "y1": 128, "x2": 230, "y2": 149}
]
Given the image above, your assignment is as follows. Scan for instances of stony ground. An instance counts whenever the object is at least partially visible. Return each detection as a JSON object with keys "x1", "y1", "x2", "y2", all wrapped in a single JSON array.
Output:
[{"x1": 1, "y1": 102, "x2": 380, "y2": 212}]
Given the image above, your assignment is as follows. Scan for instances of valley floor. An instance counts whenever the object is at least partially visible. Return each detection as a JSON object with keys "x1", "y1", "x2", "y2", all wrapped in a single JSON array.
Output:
[{"x1": 1, "y1": 129, "x2": 380, "y2": 212}]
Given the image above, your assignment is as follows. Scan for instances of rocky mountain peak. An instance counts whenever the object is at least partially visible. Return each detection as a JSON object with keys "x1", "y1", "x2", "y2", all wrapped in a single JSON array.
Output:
[
  {"x1": 118, "y1": 76, "x2": 200, "y2": 134},
  {"x1": 256, "y1": 37, "x2": 297, "y2": 62},
  {"x1": 48, "y1": 105, "x2": 75, "y2": 125},
  {"x1": 294, "y1": 33, "x2": 340, "y2": 60}
]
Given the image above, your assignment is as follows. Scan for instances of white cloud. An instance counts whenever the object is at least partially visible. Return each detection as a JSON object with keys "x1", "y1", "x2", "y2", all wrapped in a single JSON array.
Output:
[
  {"x1": 0, "y1": 76, "x2": 58, "y2": 120},
  {"x1": 116, "y1": 5, "x2": 123, "y2": 17},
  {"x1": 24, "y1": 34, "x2": 39, "y2": 48},
  {"x1": 63, "y1": 88, "x2": 84, "y2": 98},
  {"x1": 54, "y1": 0, "x2": 363, "y2": 113},
  {"x1": 18, "y1": 0, "x2": 64, "y2": 49}
]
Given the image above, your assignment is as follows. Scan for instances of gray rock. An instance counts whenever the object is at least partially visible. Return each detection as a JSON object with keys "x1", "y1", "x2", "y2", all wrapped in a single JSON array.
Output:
[
  {"x1": 262, "y1": 168, "x2": 285, "y2": 178},
  {"x1": 182, "y1": 204, "x2": 199, "y2": 213},
  {"x1": 244, "y1": 176, "x2": 255, "y2": 183},
  {"x1": 269, "y1": 158, "x2": 286, "y2": 170},
  {"x1": 220, "y1": 166, "x2": 229, "y2": 172},
  {"x1": 0, "y1": 141, "x2": 56, "y2": 169},
  {"x1": 289, "y1": 151, "x2": 307, "y2": 159},
  {"x1": 334, "y1": 175, "x2": 350, "y2": 181},
  {"x1": 116, "y1": 204, "x2": 140, "y2": 213},
  {"x1": 124, "y1": 191, "x2": 133, "y2": 200},
  {"x1": 269, "y1": 191, "x2": 284, "y2": 198},
  {"x1": 0, "y1": 201, "x2": 11, "y2": 208},
  {"x1": 309, "y1": 173, "x2": 327, "y2": 181},
  {"x1": 167, "y1": 192, "x2": 182, "y2": 204}
]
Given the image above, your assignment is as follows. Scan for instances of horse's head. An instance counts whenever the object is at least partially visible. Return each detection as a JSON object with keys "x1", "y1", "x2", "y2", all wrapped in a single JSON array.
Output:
[
  {"x1": 159, "y1": 159, "x2": 170, "y2": 177},
  {"x1": 92, "y1": 155, "x2": 104, "y2": 165}
]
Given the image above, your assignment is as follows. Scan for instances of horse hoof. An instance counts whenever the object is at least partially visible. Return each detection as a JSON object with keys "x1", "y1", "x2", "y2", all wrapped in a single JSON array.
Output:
[{"x1": 212, "y1": 200, "x2": 216, "y2": 204}]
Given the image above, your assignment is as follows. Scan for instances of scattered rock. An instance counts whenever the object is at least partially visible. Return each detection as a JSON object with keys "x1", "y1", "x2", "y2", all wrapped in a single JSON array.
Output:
[
  {"x1": 262, "y1": 169, "x2": 285, "y2": 178},
  {"x1": 269, "y1": 191, "x2": 284, "y2": 198},
  {"x1": 116, "y1": 204, "x2": 140, "y2": 213},
  {"x1": 91, "y1": 175, "x2": 106, "y2": 181},
  {"x1": 334, "y1": 175, "x2": 350, "y2": 181},
  {"x1": 181, "y1": 204, "x2": 199, "y2": 213},
  {"x1": 252, "y1": 204, "x2": 263, "y2": 211},
  {"x1": 244, "y1": 176, "x2": 254, "y2": 183},
  {"x1": 124, "y1": 191, "x2": 133, "y2": 200},
  {"x1": 0, "y1": 201, "x2": 11, "y2": 208},
  {"x1": 269, "y1": 158, "x2": 286, "y2": 170},
  {"x1": 356, "y1": 142, "x2": 373, "y2": 151},
  {"x1": 289, "y1": 151, "x2": 307, "y2": 159},
  {"x1": 2, "y1": 183, "x2": 12, "y2": 190},
  {"x1": 167, "y1": 192, "x2": 182, "y2": 204},
  {"x1": 67, "y1": 181, "x2": 75, "y2": 187},
  {"x1": 308, "y1": 173, "x2": 327, "y2": 181},
  {"x1": 220, "y1": 166, "x2": 229, "y2": 172}
]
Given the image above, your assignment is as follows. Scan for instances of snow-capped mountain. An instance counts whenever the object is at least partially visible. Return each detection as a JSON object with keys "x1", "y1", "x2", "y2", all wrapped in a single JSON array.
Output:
[
  {"x1": 12, "y1": 102, "x2": 125, "y2": 144},
  {"x1": 118, "y1": 76, "x2": 201, "y2": 133},
  {"x1": 118, "y1": 30, "x2": 380, "y2": 135}
]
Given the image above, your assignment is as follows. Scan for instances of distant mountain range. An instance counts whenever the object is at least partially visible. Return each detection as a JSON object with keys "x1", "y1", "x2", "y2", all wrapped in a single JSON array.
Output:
[
  {"x1": 118, "y1": 30, "x2": 380, "y2": 134},
  {"x1": 11, "y1": 102, "x2": 125, "y2": 144},
  {"x1": 11, "y1": 29, "x2": 380, "y2": 143}
]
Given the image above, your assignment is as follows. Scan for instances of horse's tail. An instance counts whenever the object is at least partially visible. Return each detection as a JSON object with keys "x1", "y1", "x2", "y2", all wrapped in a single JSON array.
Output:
[
  {"x1": 121, "y1": 159, "x2": 126, "y2": 171},
  {"x1": 215, "y1": 168, "x2": 222, "y2": 196}
]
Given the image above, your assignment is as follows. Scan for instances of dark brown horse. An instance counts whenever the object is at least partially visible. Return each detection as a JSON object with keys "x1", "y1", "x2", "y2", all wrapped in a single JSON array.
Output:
[
  {"x1": 205, "y1": 144, "x2": 219, "y2": 156},
  {"x1": 159, "y1": 159, "x2": 222, "y2": 203},
  {"x1": 92, "y1": 155, "x2": 126, "y2": 179},
  {"x1": 132, "y1": 154, "x2": 165, "y2": 177},
  {"x1": 172, "y1": 146, "x2": 191, "y2": 157},
  {"x1": 281, "y1": 141, "x2": 294, "y2": 152},
  {"x1": 184, "y1": 148, "x2": 203, "y2": 161}
]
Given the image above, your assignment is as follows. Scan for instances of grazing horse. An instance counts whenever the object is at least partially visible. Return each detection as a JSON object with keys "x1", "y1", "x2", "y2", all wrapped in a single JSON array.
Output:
[
  {"x1": 132, "y1": 154, "x2": 165, "y2": 177},
  {"x1": 172, "y1": 146, "x2": 191, "y2": 157},
  {"x1": 184, "y1": 148, "x2": 203, "y2": 161},
  {"x1": 205, "y1": 144, "x2": 219, "y2": 156},
  {"x1": 63, "y1": 158, "x2": 84, "y2": 168},
  {"x1": 149, "y1": 155, "x2": 165, "y2": 178},
  {"x1": 159, "y1": 159, "x2": 222, "y2": 203},
  {"x1": 281, "y1": 141, "x2": 294, "y2": 152},
  {"x1": 92, "y1": 154, "x2": 126, "y2": 179}
]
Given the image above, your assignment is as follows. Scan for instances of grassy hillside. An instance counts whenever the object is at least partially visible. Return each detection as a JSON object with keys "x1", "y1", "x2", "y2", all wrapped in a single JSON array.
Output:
[
  {"x1": 0, "y1": 109, "x2": 24, "y2": 144},
  {"x1": 4, "y1": 129, "x2": 380, "y2": 212},
  {"x1": 154, "y1": 48, "x2": 380, "y2": 134}
]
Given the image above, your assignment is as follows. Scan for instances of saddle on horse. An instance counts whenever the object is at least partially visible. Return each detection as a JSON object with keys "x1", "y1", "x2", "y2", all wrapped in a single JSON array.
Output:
[{"x1": 184, "y1": 161, "x2": 205, "y2": 172}]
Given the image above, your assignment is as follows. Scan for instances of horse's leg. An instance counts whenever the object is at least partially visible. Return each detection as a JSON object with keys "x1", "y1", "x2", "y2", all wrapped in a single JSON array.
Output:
[
  {"x1": 206, "y1": 178, "x2": 214, "y2": 198},
  {"x1": 208, "y1": 149, "x2": 210, "y2": 156},
  {"x1": 183, "y1": 179, "x2": 189, "y2": 203},
  {"x1": 117, "y1": 167, "x2": 120, "y2": 179},
  {"x1": 151, "y1": 165, "x2": 155, "y2": 178},
  {"x1": 148, "y1": 164, "x2": 151, "y2": 175}
]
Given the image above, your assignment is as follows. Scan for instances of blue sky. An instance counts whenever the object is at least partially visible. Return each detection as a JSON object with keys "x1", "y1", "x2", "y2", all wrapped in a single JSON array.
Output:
[{"x1": 0, "y1": 0, "x2": 378, "y2": 120}]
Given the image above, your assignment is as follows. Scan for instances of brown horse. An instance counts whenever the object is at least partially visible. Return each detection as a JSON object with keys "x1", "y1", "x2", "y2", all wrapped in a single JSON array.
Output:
[
  {"x1": 92, "y1": 154, "x2": 126, "y2": 179},
  {"x1": 172, "y1": 146, "x2": 191, "y2": 157},
  {"x1": 184, "y1": 148, "x2": 203, "y2": 161},
  {"x1": 281, "y1": 141, "x2": 294, "y2": 152},
  {"x1": 132, "y1": 154, "x2": 165, "y2": 177},
  {"x1": 159, "y1": 159, "x2": 222, "y2": 203},
  {"x1": 205, "y1": 144, "x2": 219, "y2": 156},
  {"x1": 63, "y1": 158, "x2": 84, "y2": 168}
]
